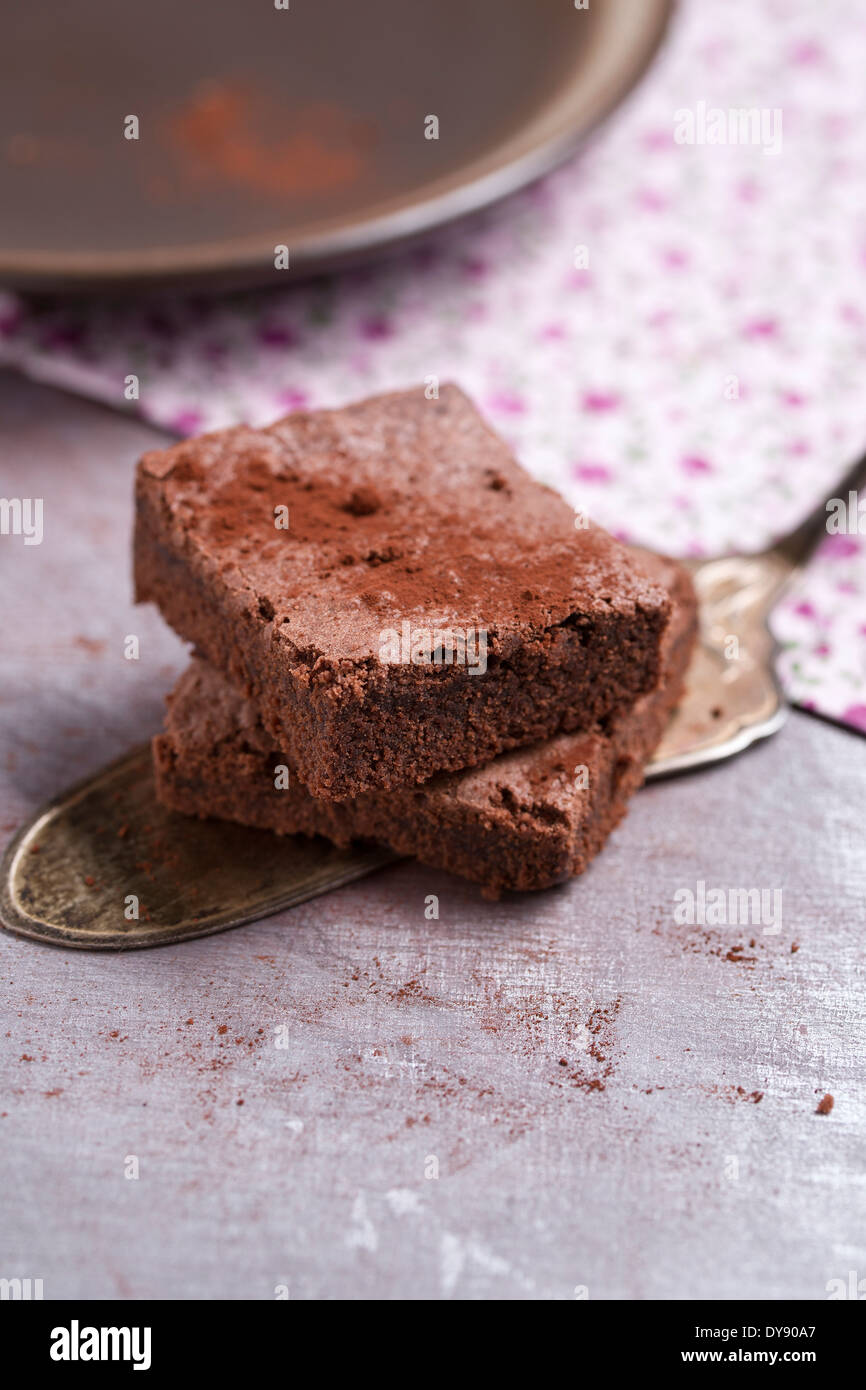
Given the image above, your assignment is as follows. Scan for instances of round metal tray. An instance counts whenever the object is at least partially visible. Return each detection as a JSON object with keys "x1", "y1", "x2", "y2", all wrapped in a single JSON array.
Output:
[{"x1": 0, "y1": 0, "x2": 672, "y2": 292}]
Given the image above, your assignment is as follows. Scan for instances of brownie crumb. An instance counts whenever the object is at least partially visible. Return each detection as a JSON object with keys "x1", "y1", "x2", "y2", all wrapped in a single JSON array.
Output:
[
  {"x1": 724, "y1": 944, "x2": 757, "y2": 964},
  {"x1": 343, "y1": 485, "x2": 381, "y2": 516},
  {"x1": 735, "y1": 1086, "x2": 763, "y2": 1103}
]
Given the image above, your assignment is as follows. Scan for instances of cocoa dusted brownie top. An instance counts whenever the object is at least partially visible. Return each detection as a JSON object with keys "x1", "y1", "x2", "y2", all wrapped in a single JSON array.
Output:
[
  {"x1": 135, "y1": 384, "x2": 671, "y2": 799},
  {"x1": 136, "y1": 384, "x2": 667, "y2": 662}
]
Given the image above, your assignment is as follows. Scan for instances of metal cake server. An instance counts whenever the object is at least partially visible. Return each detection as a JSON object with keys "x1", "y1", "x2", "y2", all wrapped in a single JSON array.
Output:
[{"x1": 3, "y1": 453, "x2": 864, "y2": 950}]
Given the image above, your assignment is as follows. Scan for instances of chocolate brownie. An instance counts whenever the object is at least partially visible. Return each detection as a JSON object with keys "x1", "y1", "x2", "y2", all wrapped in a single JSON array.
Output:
[
  {"x1": 135, "y1": 384, "x2": 671, "y2": 801},
  {"x1": 153, "y1": 554, "x2": 696, "y2": 896}
]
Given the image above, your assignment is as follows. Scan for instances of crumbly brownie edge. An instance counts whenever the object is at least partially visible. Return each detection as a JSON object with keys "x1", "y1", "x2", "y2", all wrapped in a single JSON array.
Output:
[{"x1": 154, "y1": 723, "x2": 600, "y2": 896}]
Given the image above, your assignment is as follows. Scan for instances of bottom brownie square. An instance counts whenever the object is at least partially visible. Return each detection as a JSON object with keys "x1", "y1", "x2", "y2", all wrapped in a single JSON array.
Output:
[{"x1": 152, "y1": 554, "x2": 696, "y2": 896}]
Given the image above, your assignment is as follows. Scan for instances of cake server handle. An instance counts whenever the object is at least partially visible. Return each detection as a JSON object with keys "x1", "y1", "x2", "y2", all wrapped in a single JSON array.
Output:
[{"x1": 647, "y1": 447, "x2": 866, "y2": 777}]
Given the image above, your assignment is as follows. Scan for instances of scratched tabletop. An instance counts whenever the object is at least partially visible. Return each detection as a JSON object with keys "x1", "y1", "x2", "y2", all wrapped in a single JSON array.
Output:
[{"x1": 1, "y1": 370, "x2": 864, "y2": 1301}]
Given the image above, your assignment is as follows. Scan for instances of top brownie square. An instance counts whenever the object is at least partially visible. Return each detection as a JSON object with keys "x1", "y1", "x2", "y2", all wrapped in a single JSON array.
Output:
[{"x1": 134, "y1": 384, "x2": 670, "y2": 800}]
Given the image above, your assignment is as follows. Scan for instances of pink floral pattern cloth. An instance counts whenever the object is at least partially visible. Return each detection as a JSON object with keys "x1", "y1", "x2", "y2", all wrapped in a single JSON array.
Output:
[{"x1": 2, "y1": 0, "x2": 865, "y2": 731}]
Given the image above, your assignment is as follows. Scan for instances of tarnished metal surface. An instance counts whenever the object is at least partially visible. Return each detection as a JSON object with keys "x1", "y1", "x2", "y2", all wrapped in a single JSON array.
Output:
[
  {"x1": 647, "y1": 552, "x2": 788, "y2": 778},
  {"x1": 0, "y1": 744, "x2": 394, "y2": 950}
]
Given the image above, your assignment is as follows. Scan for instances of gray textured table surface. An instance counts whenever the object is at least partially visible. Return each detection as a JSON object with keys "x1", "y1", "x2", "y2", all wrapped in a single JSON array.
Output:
[{"x1": 1, "y1": 371, "x2": 864, "y2": 1301}]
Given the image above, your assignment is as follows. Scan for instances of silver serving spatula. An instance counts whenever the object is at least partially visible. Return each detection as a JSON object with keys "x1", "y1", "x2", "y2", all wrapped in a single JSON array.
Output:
[{"x1": 3, "y1": 454, "x2": 863, "y2": 949}]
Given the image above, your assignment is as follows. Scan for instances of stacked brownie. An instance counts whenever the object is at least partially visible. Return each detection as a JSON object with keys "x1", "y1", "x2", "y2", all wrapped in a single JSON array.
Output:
[{"x1": 135, "y1": 384, "x2": 697, "y2": 895}]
